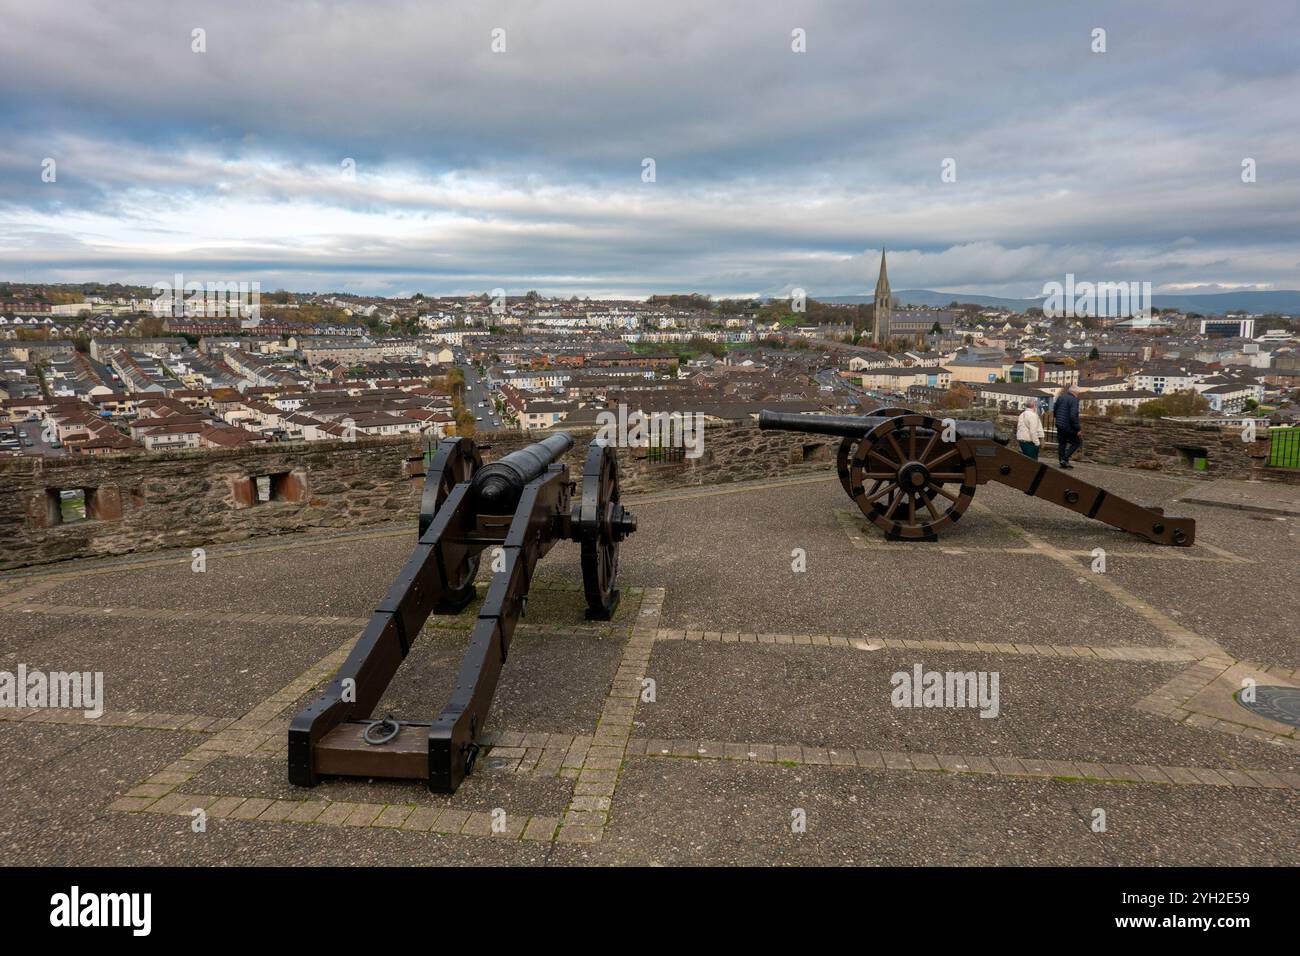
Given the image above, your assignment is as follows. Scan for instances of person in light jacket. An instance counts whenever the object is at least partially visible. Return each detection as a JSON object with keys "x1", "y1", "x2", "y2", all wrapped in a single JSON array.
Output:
[{"x1": 1016, "y1": 402, "x2": 1045, "y2": 460}]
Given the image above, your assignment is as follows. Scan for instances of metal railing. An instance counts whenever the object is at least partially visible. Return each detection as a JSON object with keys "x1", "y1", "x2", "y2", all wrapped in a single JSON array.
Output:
[{"x1": 1268, "y1": 427, "x2": 1300, "y2": 468}]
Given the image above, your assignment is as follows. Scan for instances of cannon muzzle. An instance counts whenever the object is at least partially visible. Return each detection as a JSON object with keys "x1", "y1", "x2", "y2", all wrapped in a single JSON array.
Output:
[
  {"x1": 758, "y1": 409, "x2": 1000, "y2": 442},
  {"x1": 472, "y1": 432, "x2": 576, "y2": 512}
]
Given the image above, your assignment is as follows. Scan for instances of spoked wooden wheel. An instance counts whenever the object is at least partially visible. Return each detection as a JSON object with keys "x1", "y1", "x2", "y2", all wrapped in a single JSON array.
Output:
[
  {"x1": 848, "y1": 414, "x2": 977, "y2": 541},
  {"x1": 419, "y1": 437, "x2": 483, "y2": 603},
  {"x1": 836, "y1": 407, "x2": 914, "y2": 497},
  {"x1": 575, "y1": 442, "x2": 637, "y2": 620}
]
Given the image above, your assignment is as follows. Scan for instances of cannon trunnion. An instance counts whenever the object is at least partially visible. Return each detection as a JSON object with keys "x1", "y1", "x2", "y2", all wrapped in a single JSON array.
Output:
[
  {"x1": 759, "y1": 408, "x2": 1194, "y2": 547},
  {"x1": 288, "y1": 434, "x2": 636, "y2": 794}
]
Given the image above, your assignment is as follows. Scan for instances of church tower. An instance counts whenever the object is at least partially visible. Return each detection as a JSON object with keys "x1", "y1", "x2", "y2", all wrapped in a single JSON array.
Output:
[{"x1": 872, "y1": 248, "x2": 892, "y2": 344}]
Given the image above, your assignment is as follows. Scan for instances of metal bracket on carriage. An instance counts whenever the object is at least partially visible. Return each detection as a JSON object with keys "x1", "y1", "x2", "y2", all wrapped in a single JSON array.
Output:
[
  {"x1": 758, "y1": 408, "x2": 1195, "y2": 547},
  {"x1": 288, "y1": 433, "x2": 636, "y2": 795}
]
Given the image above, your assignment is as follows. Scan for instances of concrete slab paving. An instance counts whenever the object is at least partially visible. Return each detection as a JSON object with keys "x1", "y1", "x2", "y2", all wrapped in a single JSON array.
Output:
[
  {"x1": 1, "y1": 464, "x2": 1296, "y2": 865},
  {"x1": 1178, "y1": 478, "x2": 1300, "y2": 517},
  {"x1": 637, "y1": 642, "x2": 1297, "y2": 770},
  {"x1": 588, "y1": 757, "x2": 1299, "y2": 866},
  {"x1": 0, "y1": 615, "x2": 348, "y2": 717}
]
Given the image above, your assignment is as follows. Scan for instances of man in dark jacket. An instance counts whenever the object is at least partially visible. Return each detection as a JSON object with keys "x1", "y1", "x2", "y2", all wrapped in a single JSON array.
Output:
[{"x1": 1053, "y1": 385, "x2": 1083, "y2": 468}]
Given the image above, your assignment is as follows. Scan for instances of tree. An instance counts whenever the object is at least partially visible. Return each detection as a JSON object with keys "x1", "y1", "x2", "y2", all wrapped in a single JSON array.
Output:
[
  {"x1": 447, "y1": 367, "x2": 466, "y2": 404},
  {"x1": 455, "y1": 409, "x2": 477, "y2": 436},
  {"x1": 1089, "y1": 347, "x2": 1100, "y2": 360},
  {"x1": 1136, "y1": 389, "x2": 1209, "y2": 418},
  {"x1": 938, "y1": 384, "x2": 974, "y2": 409}
]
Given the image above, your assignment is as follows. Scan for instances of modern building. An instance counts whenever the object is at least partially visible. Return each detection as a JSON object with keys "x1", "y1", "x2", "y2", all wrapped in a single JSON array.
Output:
[{"x1": 1200, "y1": 317, "x2": 1256, "y2": 339}]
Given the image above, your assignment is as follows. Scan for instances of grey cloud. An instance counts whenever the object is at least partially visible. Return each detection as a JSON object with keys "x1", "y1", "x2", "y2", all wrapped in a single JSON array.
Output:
[{"x1": 0, "y1": 0, "x2": 1296, "y2": 295}]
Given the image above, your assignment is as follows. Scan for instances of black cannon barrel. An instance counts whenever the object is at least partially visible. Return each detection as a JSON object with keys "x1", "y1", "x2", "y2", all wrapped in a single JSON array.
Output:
[
  {"x1": 758, "y1": 409, "x2": 999, "y2": 441},
  {"x1": 472, "y1": 432, "x2": 575, "y2": 512}
]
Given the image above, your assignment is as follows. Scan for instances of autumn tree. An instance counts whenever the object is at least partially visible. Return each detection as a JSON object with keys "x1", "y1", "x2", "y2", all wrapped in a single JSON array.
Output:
[
  {"x1": 1136, "y1": 389, "x2": 1209, "y2": 418},
  {"x1": 938, "y1": 384, "x2": 974, "y2": 409}
]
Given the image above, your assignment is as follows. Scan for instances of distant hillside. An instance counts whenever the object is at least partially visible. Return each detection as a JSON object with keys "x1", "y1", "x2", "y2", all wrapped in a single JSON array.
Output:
[{"x1": 821, "y1": 289, "x2": 1300, "y2": 316}]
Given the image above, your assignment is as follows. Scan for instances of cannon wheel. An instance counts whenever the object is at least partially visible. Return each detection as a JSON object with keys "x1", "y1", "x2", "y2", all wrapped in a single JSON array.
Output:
[
  {"x1": 835, "y1": 407, "x2": 914, "y2": 498},
  {"x1": 576, "y1": 442, "x2": 632, "y2": 620},
  {"x1": 419, "y1": 437, "x2": 483, "y2": 604},
  {"x1": 848, "y1": 413, "x2": 976, "y2": 541}
]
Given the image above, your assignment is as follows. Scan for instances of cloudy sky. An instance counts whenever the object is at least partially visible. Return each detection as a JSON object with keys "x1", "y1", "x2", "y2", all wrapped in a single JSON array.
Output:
[{"x1": 1, "y1": 0, "x2": 1297, "y2": 298}]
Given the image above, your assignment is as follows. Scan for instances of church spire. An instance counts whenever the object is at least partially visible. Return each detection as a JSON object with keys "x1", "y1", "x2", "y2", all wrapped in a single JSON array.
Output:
[{"x1": 872, "y1": 247, "x2": 892, "y2": 344}]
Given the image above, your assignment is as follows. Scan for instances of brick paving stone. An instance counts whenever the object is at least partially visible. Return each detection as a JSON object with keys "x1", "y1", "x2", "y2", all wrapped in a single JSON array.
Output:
[
  {"x1": 373, "y1": 805, "x2": 413, "y2": 828},
  {"x1": 563, "y1": 810, "x2": 606, "y2": 829},
  {"x1": 1045, "y1": 761, "x2": 1083, "y2": 779},
  {"x1": 882, "y1": 752, "x2": 915, "y2": 771},
  {"x1": 909, "y1": 753, "x2": 941, "y2": 771},
  {"x1": 1101, "y1": 764, "x2": 1139, "y2": 781},
  {"x1": 960, "y1": 755, "x2": 997, "y2": 774},
  {"x1": 775, "y1": 745, "x2": 803, "y2": 764},
  {"x1": 491, "y1": 814, "x2": 528, "y2": 839},
  {"x1": 854, "y1": 750, "x2": 886, "y2": 769},
  {"x1": 286, "y1": 801, "x2": 327, "y2": 823},
  {"x1": 990, "y1": 757, "x2": 1026, "y2": 775},
  {"x1": 229, "y1": 797, "x2": 273, "y2": 820},
  {"x1": 568, "y1": 795, "x2": 611, "y2": 812},
  {"x1": 1159, "y1": 766, "x2": 1202, "y2": 785},
  {"x1": 257, "y1": 800, "x2": 298, "y2": 823},
  {"x1": 828, "y1": 749, "x2": 857, "y2": 767},
  {"x1": 1132, "y1": 766, "x2": 1172, "y2": 784},
  {"x1": 749, "y1": 743, "x2": 776, "y2": 762},
  {"x1": 315, "y1": 803, "x2": 356, "y2": 826},
  {"x1": 1189, "y1": 769, "x2": 1233, "y2": 786},
  {"x1": 1066, "y1": 764, "x2": 1107, "y2": 780},
  {"x1": 460, "y1": 812, "x2": 495, "y2": 837},
  {"x1": 555, "y1": 825, "x2": 603, "y2": 844},
  {"x1": 573, "y1": 779, "x2": 617, "y2": 798},
  {"x1": 937, "y1": 754, "x2": 970, "y2": 773},
  {"x1": 206, "y1": 796, "x2": 246, "y2": 819},
  {"x1": 146, "y1": 790, "x2": 191, "y2": 816},
  {"x1": 432, "y1": 809, "x2": 472, "y2": 833},
  {"x1": 802, "y1": 747, "x2": 830, "y2": 766},
  {"x1": 399, "y1": 807, "x2": 438, "y2": 832},
  {"x1": 1215, "y1": 769, "x2": 1259, "y2": 788},
  {"x1": 522, "y1": 816, "x2": 558, "y2": 842},
  {"x1": 343, "y1": 803, "x2": 384, "y2": 827}
]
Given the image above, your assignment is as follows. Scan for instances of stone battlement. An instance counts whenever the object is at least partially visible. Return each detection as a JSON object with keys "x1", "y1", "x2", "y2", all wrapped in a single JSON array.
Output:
[{"x1": 0, "y1": 416, "x2": 1288, "y2": 571}]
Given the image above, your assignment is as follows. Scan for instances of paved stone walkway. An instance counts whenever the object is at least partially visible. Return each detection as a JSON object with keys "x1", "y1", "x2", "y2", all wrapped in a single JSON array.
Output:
[{"x1": 1, "y1": 465, "x2": 1296, "y2": 864}]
